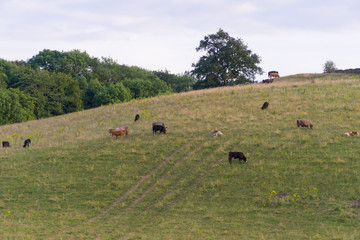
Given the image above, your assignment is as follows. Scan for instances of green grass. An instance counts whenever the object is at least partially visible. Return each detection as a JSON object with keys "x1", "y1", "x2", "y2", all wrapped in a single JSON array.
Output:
[{"x1": 1, "y1": 73, "x2": 360, "y2": 239}]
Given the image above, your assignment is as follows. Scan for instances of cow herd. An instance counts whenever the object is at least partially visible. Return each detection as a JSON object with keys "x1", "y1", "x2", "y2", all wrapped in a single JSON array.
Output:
[
  {"x1": 3, "y1": 74, "x2": 355, "y2": 168},
  {"x1": 109, "y1": 114, "x2": 167, "y2": 141},
  {"x1": 262, "y1": 71, "x2": 280, "y2": 84},
  {"x1": 107, "y1": 96, "x2": 319, "y2": 166},
  {"x1": 2, "y1": 139, "x2": 31, "y2": 149},
  {"x1": 227, "y1": 101, "x2": 316, "y2": 164}
]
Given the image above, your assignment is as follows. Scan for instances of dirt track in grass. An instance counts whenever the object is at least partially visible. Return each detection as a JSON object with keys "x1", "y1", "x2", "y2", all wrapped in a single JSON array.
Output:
[{"x1": 51, "y1": 134, "x2": 208, "y2": 238}]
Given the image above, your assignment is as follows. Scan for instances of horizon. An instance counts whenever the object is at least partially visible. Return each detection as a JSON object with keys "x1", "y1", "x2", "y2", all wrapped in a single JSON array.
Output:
[{"x1": 1, "y1": 0, "x2": 360, "y2": 81}]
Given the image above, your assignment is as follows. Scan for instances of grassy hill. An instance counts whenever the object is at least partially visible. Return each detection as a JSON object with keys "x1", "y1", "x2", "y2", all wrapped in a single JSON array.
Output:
[{"x1": 1, "y1": 73, "x2": 360, "y2": 239}]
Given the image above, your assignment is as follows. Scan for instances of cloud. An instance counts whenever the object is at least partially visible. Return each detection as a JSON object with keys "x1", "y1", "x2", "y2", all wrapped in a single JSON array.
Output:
[
  {"x1": 233, "y1": 2, "x2": 259, "y2": 14},
  {"x1": 0, "y1": 0, "x2": 360, "y2": 76}
]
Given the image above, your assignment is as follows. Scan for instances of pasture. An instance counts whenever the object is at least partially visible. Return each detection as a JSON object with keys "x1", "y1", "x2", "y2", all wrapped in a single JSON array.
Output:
[{"x1": 1, "y1": 73, "x2": 360, "y2": 239}]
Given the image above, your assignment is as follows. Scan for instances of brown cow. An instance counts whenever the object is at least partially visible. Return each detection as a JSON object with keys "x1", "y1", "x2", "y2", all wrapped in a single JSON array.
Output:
[
  {"x1": 344, "y1": 131, "x2": 359, "y2": 136},
  {"x1": 109, "y1": 126, "x2": 128, "y2": 136},
  {"x1": 297, "y1": 119, "x2": 313, "y2": 129},
  {"x1": 109, "y1": 129, "x2": 127, "y2": 140},
  {"x1": 268, "y1": 71, "x2": 280, "y2": 79}
]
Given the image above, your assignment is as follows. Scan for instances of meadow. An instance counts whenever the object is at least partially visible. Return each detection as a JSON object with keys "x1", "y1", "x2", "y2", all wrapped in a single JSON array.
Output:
[{"x1": 1, "y1": 73, "x2": 360, "y2": 239}]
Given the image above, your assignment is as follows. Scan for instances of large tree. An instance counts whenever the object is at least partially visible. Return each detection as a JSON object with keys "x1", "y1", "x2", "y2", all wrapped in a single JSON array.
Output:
[{"x1": 191, "y1": 29, "x2": 263, "y2": 89}]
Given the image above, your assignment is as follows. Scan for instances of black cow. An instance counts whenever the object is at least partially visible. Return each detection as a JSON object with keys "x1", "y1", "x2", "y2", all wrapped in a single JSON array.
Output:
[
  {"x1": 134, "y1": 114, "x2": 140, "y2": 122},
  {"x1": 2, "y1": 141, "x2": 10, "y2": 148},
  {"x1": 261, "y1": 101, "x2": 269, "y2": 110},
  {"x1": 23, "y1": 139, "x2": 31, "y2": 148},
  {"x1": 228, "y1": 152, "x2": 247, "y2": 164},
  {"x1": 152, "y1": 122, "x2": 167, "y2": 134},
  {"x1": 262, "y1": 79, "x2": 273, "y2": 84}
]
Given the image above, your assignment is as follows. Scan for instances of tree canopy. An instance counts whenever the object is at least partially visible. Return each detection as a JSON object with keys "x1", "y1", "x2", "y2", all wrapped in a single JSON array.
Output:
[
  {"x1": 323, "y1": 60, "x2": 337, "y2": 73},
  {"x1": 0, "y1": 42, "x2": 264, "y2": 126},
  {"x1": 191, "y1": 29, "x2": 263, "y2": 89},
  {"x1": 0, "y1": 49, "x2": 197, "y2": 125}
]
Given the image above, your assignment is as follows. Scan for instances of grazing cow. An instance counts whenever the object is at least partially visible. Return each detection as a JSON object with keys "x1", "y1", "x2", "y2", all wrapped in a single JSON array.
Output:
[
  {"x1": 23, "y1": 139, "x2": 31, "y2": 148},
  {"x1": 2, "y1": 141, "x2": 10, "y2": 148},
  {"x1": 213, "y1": 129, "x2": 223, "y2": 137},
  {"x1": 297, "y1": 119, "x2": 313, "y2": 129},
  {"x1": 268, "y1": 71, "x2": 280, "y2": 79},
  {"x1": 262, "y1": 79, "x2": 274, "y2": 84},
  {"x1": 261, "y1": 101, "x2": 269, "y2": 110},
  {"x1": 109, "y1": 129, "x2": 127, "y2": 140},
  {"x1": 344, "y1": 131, "x2": 359, "y2": 136},
  {"x1": 134, "y1": 114, "x2": 140, "y2": 122},
  {"x1": 228, "y1": 152, "x2": 247, "y2": 164},
  {"x1": 152, "y1": 122, "x2": 167, "y2": 134},
  {"x1": 109, "y1": 126, "x2": 128, "y2": 136}
]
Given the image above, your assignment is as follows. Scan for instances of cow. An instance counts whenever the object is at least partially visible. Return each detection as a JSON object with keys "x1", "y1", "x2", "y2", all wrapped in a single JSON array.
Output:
[
  {"x1": 152, "y1": 122, "x2": 167, "y2": 134},
  {"x1": 261, "y1": 101, "x2": 269, "y2": 110},
  {"x1": 228, "y1": 152, "x2": 247, "y2": 164},
  {"x1": 262, "y1": 79, "x2": 274, "y2": 84},
  {"x1": 297, "y1": 119, "x2": 313, "y2": 129},
  {"x1": 268, "y1": 71, "x2": 280, "y2": 79},
  {"x1": 134, "y1": 114, "x2": 140, "y2": 122},
  {"x1": 212, "y1": 129, "x2": 223, "y2": 137},
  {"x1": 2, "y1": 141, "x2": 10, "y2": 148},
  {"x1": 344, "y1": 131, "x2": 359, "y2": 136},
  {"x1": 109, "y1": 129, "x2": 127, "y2": 140},
  {"x1": 23, "y1": 139, "x2": 31, "y2": 148},
  {"x1": 109, "y1": 126, "x2": 128, "y2": 136}
]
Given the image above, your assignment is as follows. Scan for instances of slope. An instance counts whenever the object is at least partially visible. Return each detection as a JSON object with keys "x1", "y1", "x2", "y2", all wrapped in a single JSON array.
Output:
[{"x1": 0, "y1": 73, "x2": 360, "y2": 239}]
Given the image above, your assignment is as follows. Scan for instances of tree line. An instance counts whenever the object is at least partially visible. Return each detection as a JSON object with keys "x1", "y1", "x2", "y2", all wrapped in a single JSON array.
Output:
[
  {"x1": 0, "y1": 29, "x2": 263, "y2": 125},
  {"x1": 0, "y1": 49, "x2": 196, "y2": 124}
]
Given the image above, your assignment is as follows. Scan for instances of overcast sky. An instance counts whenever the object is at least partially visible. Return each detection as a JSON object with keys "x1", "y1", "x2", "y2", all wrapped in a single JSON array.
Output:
[{"x1": 1, "y1": 0, "x2": 359, "y2": 81}]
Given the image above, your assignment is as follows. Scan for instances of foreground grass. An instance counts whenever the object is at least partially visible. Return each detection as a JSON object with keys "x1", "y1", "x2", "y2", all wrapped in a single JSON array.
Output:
[{"x1": 1, "y1": 74, "x2": 360, "y2": 239}]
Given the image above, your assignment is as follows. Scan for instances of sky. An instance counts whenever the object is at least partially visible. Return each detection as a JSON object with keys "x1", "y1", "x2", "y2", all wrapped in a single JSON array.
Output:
[{"x1": 1, "y1": 0, "x2": 360, "y2": 81}]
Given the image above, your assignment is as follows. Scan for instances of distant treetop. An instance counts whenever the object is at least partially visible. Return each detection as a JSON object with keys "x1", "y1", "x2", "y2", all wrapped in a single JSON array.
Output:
[{"x1": 323, "y1": 60, "x2": 337, "y2": 73}]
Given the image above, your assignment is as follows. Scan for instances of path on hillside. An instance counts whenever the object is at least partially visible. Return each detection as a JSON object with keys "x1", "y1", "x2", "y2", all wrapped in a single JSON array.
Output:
[
  {"x1": 87, "y1": 137, "x2": 239, "y2": 239},
  {"x1": 119, "y1": 139, "x2": 237, "y2": 239},
  {"x1": 120, "y1": 158, "x2": 224, "y2": 240},
  {"x1": 106, "y1": 137, "x2": 210, "y2": 220},
  {"x1": 50, "y1": 134, "x2": 208, "y2": 239}
]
